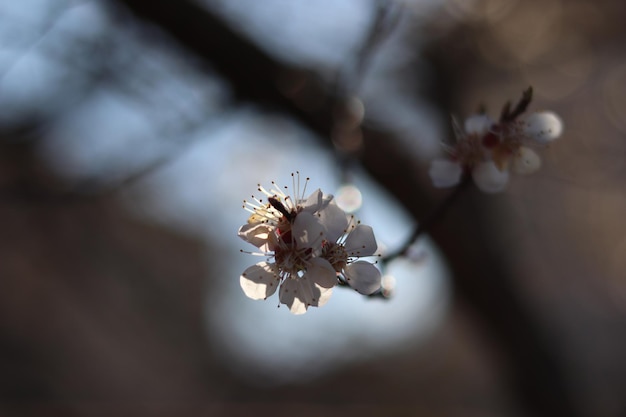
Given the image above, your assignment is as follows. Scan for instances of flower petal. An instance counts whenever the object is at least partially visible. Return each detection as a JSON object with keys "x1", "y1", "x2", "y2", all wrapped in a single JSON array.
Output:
[
  {"x1": 237, "y1": 223, "x2": 275, "y2": 251},
  {"x1": 472, "y1": 161, "x2": 509, "y2": 193},
  {"x1": 464, "y1": 114, "x2": 493, "y2": 136},
  {"x1": 240, "y1": 262, "x2": 280, "y2": 300},
  {"x1": 301, "y1": 189, "x2": 332, "y2": 213},
  {"x1": 278, "y1": 277, "x2": 321, "y2": 314},
  {"x1": 318, "y1": 202, "x2": 349, "y2": 242},
  {"x1": 429, "y1": 159, "x2": 462, "y2": 188},
  {"x1": 520, "y1": 111, "x2": 563, "y2": 145},
  {"x1": 512, "y1": 146, "x2": 541, "y2": 175},
  {"x1": 302, "y1": 188, "x2": 324, "y2": 212},
  {"x1": 279, "y1": 279, "x2": 307, "y2": 314},
  {"x1": 307, "y1": 257, "x2": 338, "y2": 289},
  {"x1": 279, "y1": 260, "x2": 336, "y2": 314},
  {"x1": 344, "y1": 261, "x2": 381, "y2": 295},
  {"x1": 316, "y1": 286, "x2": 334, "y2": 307},
  {"x1": 292, "y1": 211, "x2": 325, "y2": 249},
  {"x1": 344, "y1": 224, "x2": 378, "y2": 257}
]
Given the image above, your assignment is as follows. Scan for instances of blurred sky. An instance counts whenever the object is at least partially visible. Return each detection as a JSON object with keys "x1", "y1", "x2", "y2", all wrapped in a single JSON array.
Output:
[{"x1": 0, "y1": 0, "x2": 453, "y2": 384}]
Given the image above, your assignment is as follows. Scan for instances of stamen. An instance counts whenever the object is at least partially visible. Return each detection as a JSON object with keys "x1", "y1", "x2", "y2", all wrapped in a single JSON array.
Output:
[
  {"x1": 239, "y1": 248, "x2": 272, "y2": 257},
  {"x1": 291, "y1": 172, "x2": 298, "y2": 203},
  {"x1": 301, "y1": 175, "x2": 310, "y2": 203}
]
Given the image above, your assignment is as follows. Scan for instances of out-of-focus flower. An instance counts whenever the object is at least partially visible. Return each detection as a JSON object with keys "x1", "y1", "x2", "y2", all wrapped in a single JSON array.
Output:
[
  {"x1": 490, "y1": 111, "x2": 564, "y2": 173},
  {"x1": 429, "y1": 89, "x2": 564, "y2": 193},
  {"x1": 429, "y1": 114, "x2": 509, "y2": 193}
]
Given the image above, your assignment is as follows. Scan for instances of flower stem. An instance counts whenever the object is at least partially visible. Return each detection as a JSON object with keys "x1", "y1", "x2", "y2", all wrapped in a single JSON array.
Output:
[{"x1": 381, "y1": 174, "x2": 472, "y2": 264}]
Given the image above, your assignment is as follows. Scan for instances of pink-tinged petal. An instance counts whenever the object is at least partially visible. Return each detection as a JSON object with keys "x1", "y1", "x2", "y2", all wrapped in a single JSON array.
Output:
[
  {"x1": 512, "y1": 147, "x2": 541, "y2": 175},
  {"x1": 344, "y1": 224, "x2": 378, "y2": 257},
  {"x1": 237, "y1": 223, "x2": 275, "y2": 251},
  {"x1": 464, "y1": 114, "x2": 493, "y2": 136},
  {"x1": 520, "y1": 111, "x2": 563, "y2": 145},
  {"x1": 292, "y1": 212, "x2": 325, "y2": 249},
  {"x1": 318, "y1": 202, "x2": 349, "y2": 242},
  {"x1": 344, "y1": 261, "x2": 381, "y2": 295},
  {"x1": 429, "y1": 159, "x2": 462, "y2": 188},
  {"x1": 472, "y1": 161, "x2": 509, "y2": 193},
  {"x1": 240, "y1": 262, "x2": 280, "y2": 300},
  {"x1": 307, "y1": 257, "x2": 338, "y2": 289}
]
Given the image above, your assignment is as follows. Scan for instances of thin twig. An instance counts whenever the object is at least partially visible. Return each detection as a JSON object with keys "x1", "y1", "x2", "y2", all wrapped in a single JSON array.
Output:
[
  {"x1": 381, "y1": 174, "x2": 472, "y2": 264},
  {"x1": 347, "y1": 0, "x2": 403, "y2": 94}
]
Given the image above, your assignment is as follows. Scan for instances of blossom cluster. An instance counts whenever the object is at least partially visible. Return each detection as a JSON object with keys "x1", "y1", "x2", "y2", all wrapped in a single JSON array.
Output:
[
  {"x1": 429, "y1": 88, "x2": 564, "y2": 193},
  {"x1": 238, "y1": 174, "x2": 381, "y2": 314}
]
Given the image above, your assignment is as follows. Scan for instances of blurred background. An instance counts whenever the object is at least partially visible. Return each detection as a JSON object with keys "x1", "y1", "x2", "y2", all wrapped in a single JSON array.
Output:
[{"x1": 1, "y1": 0, "x2": 626, "y2": 416}]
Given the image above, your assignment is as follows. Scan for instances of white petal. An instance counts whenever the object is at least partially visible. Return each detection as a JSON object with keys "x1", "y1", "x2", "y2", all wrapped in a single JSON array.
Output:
[
  {"x1": 279, "y1": 279, "x2": 308, "y2": 314},
  {"x1": 321, "y1": 193, "x2": 334, "y2": 208},
  {"x1": 344, "y1": 261, "x2": 381, "y2": 295},
  {"x1": 464, "y1": 114, "x2": 493, "y2": 136},
  {"x1": 520, "y1": 111, "x2": 563, "y2": 145},
  {"x1": 237, "y1": 223, "x2": 257, "y2": 241},
  {"x1": 278, "y1": 277, "x2": 324, "y2": 314},
  {"x1": 300, "y1": 189, "x2": 333, "y2": 213},
  {"x1": 301, "y1": 189, "x2": 324, "y2": 212},
  {"x1": 316, "y1": 286, "x2": 334, "y2": 307},
  {"x1": 512, "y1": 146, "x2": 541, "y2": 175},
  {"x1": 472, "y1": 161, "x2": 509, "y2": 193},
  {"x1": 318, "y1": 202, "x2": 349, "y2": 242},
  {"x1": 240, "y1": 262, "x2": 280, "y2": 300},
  {"x1": 307, "y1": 257, "x2": 338, "y2": 289},
  {"x1": 429, "y1": 159, "x2": 462, "y2": 188},
  {"x1": 344, "y1": 224, "x2": 378, "y2": 257},
  {"x1": 292, "y1": 212, "x2": 324, "y2": 249},
  {"x1": 278, "y1": 259, "x2": 336, "y2": 314},
  {"x1": 237, "y1": 223, "x2": 274, "y2": 251}
]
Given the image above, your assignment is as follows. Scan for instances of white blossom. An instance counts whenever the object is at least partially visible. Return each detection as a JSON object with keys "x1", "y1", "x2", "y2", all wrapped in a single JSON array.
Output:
[
  {"x1": 320, "y1": 216, "x2": 381, "y2": 295},
  {"x1": 429, "y1": 114, "x2": 505, "y2": 192},
  {"x1": 240, "y1": 211, "x2": 337, "y2": 314},
  {"x1": 429, "y1": 91, "x2": 564, "y2": 193},
  {"x1": 238, "y1": 175, "x2": 382, "y2": 313}
]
